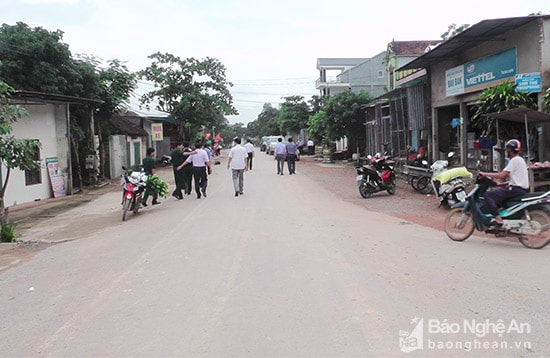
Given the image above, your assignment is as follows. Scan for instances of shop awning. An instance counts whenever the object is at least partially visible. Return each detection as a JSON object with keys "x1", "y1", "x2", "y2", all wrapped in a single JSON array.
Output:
[{"x1": 486, "y1": 107, "x2": 550, "y2": 161}]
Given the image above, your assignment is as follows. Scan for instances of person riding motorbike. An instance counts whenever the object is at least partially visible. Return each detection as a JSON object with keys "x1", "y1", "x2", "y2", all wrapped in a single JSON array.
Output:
[{"x1": 479, "y1": 139, "x2": 529, "y2": 225}]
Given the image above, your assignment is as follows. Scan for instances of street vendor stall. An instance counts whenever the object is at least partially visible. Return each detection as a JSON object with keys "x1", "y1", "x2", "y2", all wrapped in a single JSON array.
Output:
[{"x1": 486, "y1": 107, "x2": 550, "y2": 192}]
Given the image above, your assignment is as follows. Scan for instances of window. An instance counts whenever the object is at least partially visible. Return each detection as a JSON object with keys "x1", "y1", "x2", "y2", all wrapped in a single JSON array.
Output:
[
  {"x1": 378, "y1": 70, "x2": 384, "y2": 78},
  {"x1": 25, "y1": 140, "x2": 41, "y2": 186}
]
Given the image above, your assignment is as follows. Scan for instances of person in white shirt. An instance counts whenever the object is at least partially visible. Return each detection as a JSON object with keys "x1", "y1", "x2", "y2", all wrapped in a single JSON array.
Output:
[
  {"x1": 227, "y1": 137, "x2": 249, "y2": 197},
  {"x1": 244, "y1": 138, "x2": 255, "y2": 170},
  {"x1": 479, "y1": 139, "x2": 529, "y2": 225},
  {"x1": 307, "y1": 138, "x2": 315, "y2": 155},
  {"x1": 178, "y1": 142, "x2": 212, "y2": 199}
]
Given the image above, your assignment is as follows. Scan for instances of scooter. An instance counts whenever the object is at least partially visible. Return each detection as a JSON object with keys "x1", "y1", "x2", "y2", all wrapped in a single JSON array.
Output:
[
  {"x1": 356, "y1": 153, "x2": 396, "y2": 198},
  {"x1": 159, "y1": 154, "x2": 171, "y2": 166},
  {"x1": 430, "y1": 158, "x2": 472, "y2": 207},
  {"x1": 444, "y1": 175, "x2": 550, "y2": 249},
  {"x1": 121, "y1": 166, "x2": 148, "y2": 221}
]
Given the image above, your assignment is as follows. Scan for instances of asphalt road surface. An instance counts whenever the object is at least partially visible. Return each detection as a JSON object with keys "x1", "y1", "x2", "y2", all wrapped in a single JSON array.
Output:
[{"x1": 1, "y1": 151, "x2": 549, "y2": 357}]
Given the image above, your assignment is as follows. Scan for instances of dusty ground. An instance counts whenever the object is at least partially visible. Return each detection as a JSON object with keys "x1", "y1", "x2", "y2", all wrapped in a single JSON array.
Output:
[{"x1": 0, "y1": 155, "x2": 451, "y2": 273}]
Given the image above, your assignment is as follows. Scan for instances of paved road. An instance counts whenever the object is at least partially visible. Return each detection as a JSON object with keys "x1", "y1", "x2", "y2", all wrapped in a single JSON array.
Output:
[{"x1": 0, "y1": 152, "x2": 549, "y2": 357}]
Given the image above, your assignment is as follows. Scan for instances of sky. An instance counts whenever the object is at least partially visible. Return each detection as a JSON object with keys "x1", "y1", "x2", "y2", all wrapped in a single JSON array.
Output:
[{"x1": 2, "y1": 0, "x2": 550, "y2": 125}]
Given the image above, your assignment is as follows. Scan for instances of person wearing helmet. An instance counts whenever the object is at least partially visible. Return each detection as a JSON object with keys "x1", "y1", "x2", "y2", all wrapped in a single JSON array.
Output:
[{"x1": 479, "y1": 139, "x2": 529, "y2": 225}]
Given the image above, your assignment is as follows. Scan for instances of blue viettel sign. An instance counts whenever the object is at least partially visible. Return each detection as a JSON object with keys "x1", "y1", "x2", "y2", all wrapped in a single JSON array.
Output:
[
  {"x1": 446, "y1": 48, "x2": 517, "y2": 97},
  {"x1": 515, "y1": 72, "x2": 542, "y2": 93}
]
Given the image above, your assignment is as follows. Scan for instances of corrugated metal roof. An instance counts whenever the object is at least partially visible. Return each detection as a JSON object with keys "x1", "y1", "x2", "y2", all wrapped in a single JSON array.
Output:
[{"x1": 399, "y1": 15, "x2": 549, "y2": 71}]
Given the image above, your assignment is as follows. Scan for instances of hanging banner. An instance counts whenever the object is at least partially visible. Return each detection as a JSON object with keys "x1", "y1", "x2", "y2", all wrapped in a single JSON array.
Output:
[
  {"x1": 152, "y1": 123, "x2": 163, "y2": 141},
  {"x1": 46, "y1": 157, "x2": 66, "y2": 198}
]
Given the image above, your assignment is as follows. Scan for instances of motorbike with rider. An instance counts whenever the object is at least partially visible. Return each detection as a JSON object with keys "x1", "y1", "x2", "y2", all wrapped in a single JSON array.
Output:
[{"x1": 444, "y1": 139, "x2": 550, "y2": 249}]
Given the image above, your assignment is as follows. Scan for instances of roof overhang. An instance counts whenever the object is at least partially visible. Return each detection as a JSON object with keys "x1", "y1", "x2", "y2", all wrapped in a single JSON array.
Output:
[
  {"x1": 486, "y1": 107, "x2": 550, "y2": 124},
  {"x1": 398, "y1": 15, "x2": 548, "y2": 72},
  {"x1": 12, "y1": 90, "x2": 103, "y2": 106}
]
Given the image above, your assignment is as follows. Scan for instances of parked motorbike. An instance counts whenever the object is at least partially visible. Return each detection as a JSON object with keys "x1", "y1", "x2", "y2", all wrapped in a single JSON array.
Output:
[
  {"x1": 430, "y1": 157, "x2": 472, "y2": 207},
  {"x1": 159, "y1": 154, "x2": 172, "y2": 166},
  {"x1": 356, "y1": 153, "x2": 396, "y2": 198},
  {"x1": 444, "y1": 175, "x2": 550, "y2": 249},
  {"x1": 121, "y1": 166, "x2": 148, "y2": 221}
]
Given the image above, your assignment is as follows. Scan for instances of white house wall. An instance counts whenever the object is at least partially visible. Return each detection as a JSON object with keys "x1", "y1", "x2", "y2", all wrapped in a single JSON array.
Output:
[
  {"x1": 109, "y1": 134, "x2": 127, "y2": 179},
  {"x1": 3, "y1": 103, "x2": 68, "y2": 207}
]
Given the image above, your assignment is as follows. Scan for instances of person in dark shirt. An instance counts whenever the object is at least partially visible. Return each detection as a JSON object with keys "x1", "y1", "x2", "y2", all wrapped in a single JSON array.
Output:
[
  {"x1": 142, "y1": 147, "x2": 160, "y2": 206},
  {"x1": 181, "y1": 142, "x2": 195, "y2": 196},
  {"x1": 286, "y1": 137, "x2": 298, "y2": 175},
  {"x1": 170, "y1": 143, "x2": 185, "y2": 199}
]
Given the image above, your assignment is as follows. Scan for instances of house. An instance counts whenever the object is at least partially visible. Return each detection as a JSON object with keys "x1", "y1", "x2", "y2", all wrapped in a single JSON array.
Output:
[
  {"x1": 2, "y1": 91, "x2": 101, "y2": 207},
  {"x1": 399, "y1": 15, "x2": 550, "y2": 173},
  {"x1": 316, "y1": 58, "x2": 369, "y2": 97},
  {"x1": 334, "y1": 52, "x2": 388, "y2": 98},
  {"x1": 385, "y1": 40, "x2": 440, "y2": 92},
  {"x1": 110, "y1": 107, "x2": 172, "y2": 179}
]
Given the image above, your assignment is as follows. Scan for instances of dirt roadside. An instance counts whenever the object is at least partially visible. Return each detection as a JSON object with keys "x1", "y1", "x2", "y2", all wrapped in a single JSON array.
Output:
[{"x1": 0, "y1": 156, "x2": 455, "y2": 273}]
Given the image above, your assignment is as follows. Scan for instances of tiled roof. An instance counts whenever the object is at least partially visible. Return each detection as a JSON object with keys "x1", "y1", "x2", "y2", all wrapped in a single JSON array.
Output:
[
  {"x1": 389, "y1": 40, "x2": 441, "y2": 56},
  {"x1": 110, "y1": 116, "x2": 148, "y2": 136}
]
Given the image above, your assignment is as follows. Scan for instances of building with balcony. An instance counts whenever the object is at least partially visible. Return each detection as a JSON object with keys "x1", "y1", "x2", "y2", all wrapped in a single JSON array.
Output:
[{"x1": 316, "y1": 58, "x2": 368, "y2": 97}]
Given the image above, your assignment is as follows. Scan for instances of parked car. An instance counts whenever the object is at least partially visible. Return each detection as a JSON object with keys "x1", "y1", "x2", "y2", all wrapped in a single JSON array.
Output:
[{"x1": 266, "y1": 137, "x2": 281, "y2": 155}]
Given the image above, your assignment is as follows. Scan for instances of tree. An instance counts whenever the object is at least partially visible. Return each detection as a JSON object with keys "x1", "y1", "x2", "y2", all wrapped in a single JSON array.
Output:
[
  {"x1": 0, "y1": 22, "x2": 81, "y2": 94},
  {"x1": 441, "y1": 24, "x2": 470, "y2": 40},
  {"x1": 245, "y1": 103, "x2": 281, "y2": 137},
  {"x1": 543, "y1": 88, "x2": 550, "y2": 113},
  {"x1": 79, "y1": 56, "x2": 137, "y2": 179},
  {"x1": 0, "y1": 78, "x2": 41, "y2": 241},
  {"x1": 277, "y1": 95, "x2": 309, "y2": 134},
  {"x1": 323, "y1": 91, "x2": 372, "y2": 150},
  {"x1": 139, "y1": 53, "x2": 237, "y2": 140},
  {"x1": 471, "y1": 81, "x2": 537, "y2": 138},
  {"x1": 307, "y1": 110, "x2": 328, "y2": 144},
  {"x1": 308, "y1": 95, "x2": 327, "y2": 114}
]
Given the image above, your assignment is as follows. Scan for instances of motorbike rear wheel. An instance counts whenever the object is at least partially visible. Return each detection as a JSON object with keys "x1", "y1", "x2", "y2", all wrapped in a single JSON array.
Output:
[
  {"x1": 359, "y1": 180, "x2": 374, "y2": 198},
  {"x1": 416, "y1": 176, "x2": 433, "y2": 194},
  {"x1": 518, "y1": 210, "x2": 550, "y2": 249},
  {"x1": 386, "y1": 178, "x2": 396, "y2": 195},
  {"x1": 122, "y1": 197, "x2": 131, "y2": 222},
  {"x1": 444, "y1": 208, "x2": 475, "y2": 241}
]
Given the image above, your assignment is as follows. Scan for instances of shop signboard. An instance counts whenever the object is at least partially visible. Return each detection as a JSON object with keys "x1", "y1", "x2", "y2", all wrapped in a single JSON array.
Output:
[
  {"x1": 515, "y1": 72, "x2": 541, "y2": 93},
  {"x1": 446, "y1": 48, "x2": 517, "y2": 97}
]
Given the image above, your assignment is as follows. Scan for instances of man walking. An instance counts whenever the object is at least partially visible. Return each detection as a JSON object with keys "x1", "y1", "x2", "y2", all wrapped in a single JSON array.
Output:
[
  {"x1": 227, "y1": 137, "x2": 248, "y2": 197},
  {"x1": 274, "y1": 137, "x2": 287, "y2": 175},
  {"x1": 179, "y1": 142, "x2": 212, "y2": 199},
  {"x1": 181, "y1": 141, "x2": 194, "y2": 196},
  {"x1": 170, "y1": 142, "x2": 185, "y2": 199},
  {"x1": 286, "y1": 137, "x2": 298, "y2": 175},
  {"x1": 307, "y1": 138, "x2": 315, "y2": 155},
  {"x1": 244, "y1": 138, "x2": 255, "y2": 170},
  {"x1": 141, "y1": 147, "x2": 160, "y2": 206}
]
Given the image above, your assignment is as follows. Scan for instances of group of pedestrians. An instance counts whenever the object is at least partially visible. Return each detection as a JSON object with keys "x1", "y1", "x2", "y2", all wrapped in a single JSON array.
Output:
[
  {"x1": 167, "y1": 141, "x2": 212, "y2": 199},
  {"x1": 274, "y1": 137, "x2": 298, "y2": 175}
]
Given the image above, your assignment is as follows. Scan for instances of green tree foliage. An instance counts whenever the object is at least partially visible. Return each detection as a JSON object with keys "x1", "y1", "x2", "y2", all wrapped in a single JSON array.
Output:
[
  {"x1": 0, "y1": 22, "x2": 81, "y2": 94},
  {"x1": 308, "y1": 95, "x2": 327, "y2": 114},
  {"x1": 307, "y1": 110, "x2": 328, "y2": 143},
  {"x1": 441, "y1": 24, "x2": 470, "y2": 40},
  {"x1": 139, "y1": 53, "x2": 237, "y2": 140},
  {"x1": 277, "y1": 95, "x2": 309, "y2": 134},
  {"x1": 471, "y1": 81, "x2": 537, "y2": 138},
  {"x1": 245, "y1": 103, "x2": 281, "y2": 137},
  {"x1": 543, "y1": 88, "x2": 550, "y2": 113},
  {"x1": 223, "y1": 122, "x2": 247, "y2": 143},
  {"x1": 0, "y1": 78, "x2": 41, "y2": 238},
  {"x1": 0, "y1": 22, "x2": 138, "y2": 185},
  {"x1": 323, "y1": 91, "x2": 372, "y2": 145}
]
